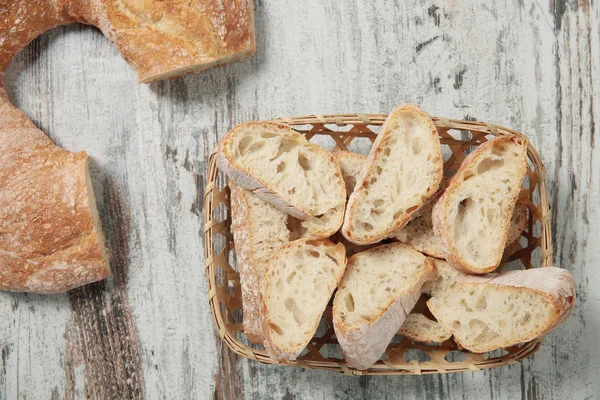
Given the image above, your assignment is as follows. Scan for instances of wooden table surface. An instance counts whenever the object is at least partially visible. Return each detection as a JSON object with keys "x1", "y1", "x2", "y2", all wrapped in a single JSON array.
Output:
[{"x1": 1, "y1": 1, "x2": 598, "y2": 399}]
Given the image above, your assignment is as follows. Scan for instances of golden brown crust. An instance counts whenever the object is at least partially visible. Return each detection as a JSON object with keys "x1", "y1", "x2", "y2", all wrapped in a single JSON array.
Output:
[{"x1": 0, "y1": 0, "x2": 254, "y2": 292}]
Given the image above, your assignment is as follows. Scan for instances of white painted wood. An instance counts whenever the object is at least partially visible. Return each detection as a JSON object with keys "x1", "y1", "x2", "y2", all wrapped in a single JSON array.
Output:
[{"x1": 1, "y1": 0, "x2": 598, "y2": 398}]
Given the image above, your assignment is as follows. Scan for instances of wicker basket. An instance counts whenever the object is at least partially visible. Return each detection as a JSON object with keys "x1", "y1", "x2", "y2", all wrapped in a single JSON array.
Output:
[{"x1": 203, "y1": 114, "x2": 552, "y2": 375}]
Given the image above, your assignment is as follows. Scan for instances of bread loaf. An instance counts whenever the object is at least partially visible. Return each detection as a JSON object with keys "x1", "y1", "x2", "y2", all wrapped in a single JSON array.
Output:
[
  {"x1": 0, "y1": 0, "x2": 255, "y2": 292},
  {"x1": 218, "y1": 122, "x2": 346, "y2": 230},
  {"x1": 427, "y1": 267, "x2": 576, "y2": 353},
  {"x1": 333, "y1": 243, "x2": 435, "y2": 370},
  {"x1": 262, "y1": 239, "x2": 346, "y2": 361},
  {"x1": 342, "y1": 104, "x2": 443, "y2": 245},
  {"x1": 432, "y1": 135, "x2": 528, "y2": 274}
]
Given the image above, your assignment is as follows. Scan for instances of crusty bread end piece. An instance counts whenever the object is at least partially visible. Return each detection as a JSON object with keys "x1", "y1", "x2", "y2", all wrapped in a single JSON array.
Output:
[
  {"x1": 427, "y1": 267, "x2": 575, "y2": 353},
  {"x1": 399, "y1": 313, "x2": 452, "y2": 344},
  {"x1": 342, "y1": 104, "x2": 443, "y2": 245},
  {"x1": 333, "y1": 243, "x2": 435, "y2": 370},
  {"x1": 262, "y1": 239, "x2": 347, "y2": 361},
  {"x1": 432, "y1": 134, "x2": 528, "y2": 274},
  {"x1": 230, "y1": 183, "x2": 289, "y2": 343}
]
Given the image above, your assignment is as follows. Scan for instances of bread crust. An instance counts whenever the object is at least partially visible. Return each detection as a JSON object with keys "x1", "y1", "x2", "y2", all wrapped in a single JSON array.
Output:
[
  {"x1": 432, "y1": 134, "x2": 528, "y2": 274},
  {"x1": 0, "y1": 0, "x2": 254, "y2": 293},
  {"x1": 427, "y1": 267, "x2": 576, "y2": 353},
  {"x1": 333, "y1": 243, "x2": 436, "y2": 370},
  {"x1": 230, "y1": 183, "x2": 284, "y2": 343},
  {"x1": 218, "y1": 121, "x2": 346, "y2": 221},
  {"x1": 261, "y1": 239, "x2": 346, "y2": 361},
  {"x1": 0, "y1": 1, "x2": 254, "y2": 292},
  {"x1": 341, "y1": 104, "x2": 443, "y2": 245}
]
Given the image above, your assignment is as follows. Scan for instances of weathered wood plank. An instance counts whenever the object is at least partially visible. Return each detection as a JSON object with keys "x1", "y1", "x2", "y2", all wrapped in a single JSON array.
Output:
[{"x1": 0, "y1": 0, "x2": 597, "y2": 399}]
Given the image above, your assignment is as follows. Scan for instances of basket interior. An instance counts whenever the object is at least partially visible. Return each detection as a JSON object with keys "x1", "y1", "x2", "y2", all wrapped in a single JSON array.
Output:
[{"x1": 204, "y1": 114, "x2": 551, "y2": 375}]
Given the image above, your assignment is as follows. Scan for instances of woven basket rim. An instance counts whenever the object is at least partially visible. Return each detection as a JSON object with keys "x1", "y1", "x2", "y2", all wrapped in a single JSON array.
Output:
[{"x1": 204, "y1": 113, "x2": 552, "y2": 375}]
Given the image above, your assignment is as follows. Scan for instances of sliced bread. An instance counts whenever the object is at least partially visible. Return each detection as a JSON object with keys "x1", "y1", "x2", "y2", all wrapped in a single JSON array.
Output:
[
  {"x1": 218, "y1": 122, "x2": 346, "y2": 223},
  {"x1": 342, "y1": 104, "x2": 443, "y2": 245},
  {"x1": 422, "y1": 258, "x2": 467, "y2": 297},
  {"x1": 396, "y1": 199, "x2": 529, "y2": 260},
  {"x1": 334, "y1": 151, "x2": 367, "y2": 199},
  {"x1": 262, "y1": 239, "x2": 347, "y2": 361},
  {"x1": 432, "y1": 134, "x2": 528, "y2": 273},
  {"x1": 399, "y1": 313, "x2": 452, "y2": 344},
  {"x1": 427, "y1": 267, "x2": 576, "y2": 353},
  {"x1": 231, "y1": 182, "x2": 343, "y2": 342},
  {"x1": 230, "y1": 182, "x2": 290, "y2": 343},
  {"x1": 333, "y1": 243, "x2": 435, "y2": 370}
]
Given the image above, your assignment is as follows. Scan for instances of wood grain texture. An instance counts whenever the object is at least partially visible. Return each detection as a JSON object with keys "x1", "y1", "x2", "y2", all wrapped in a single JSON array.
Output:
[{"x1": 0, "y1": 0, "x2": 598, "y2": 399}]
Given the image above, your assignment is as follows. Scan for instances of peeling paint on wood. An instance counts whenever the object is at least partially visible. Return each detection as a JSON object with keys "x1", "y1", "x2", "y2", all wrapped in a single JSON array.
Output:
[{"x1": 0, "y1": 0, "x2": 598, "y2": 399}]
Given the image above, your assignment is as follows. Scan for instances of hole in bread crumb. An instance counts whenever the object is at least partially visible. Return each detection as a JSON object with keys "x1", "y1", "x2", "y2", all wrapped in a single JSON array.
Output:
[
  {"x1": 384, "y1": 147, "x2": 391, "y2": 156},
  {"x1": 298, "y1": 153, "x2": 311, "y2": 170},
  {"x1": 285, "y1": 298, "x2": 305, "y2": 326},
  {"x1": 345, "y1": 293, "x2": 355, "y2": 312},
  {"x1": 376, "y1": 166, "x2": 383, "y2": 174},
  {"x1": 238, "y1": 136, "x2": 254, "y2": 156},
  {"x1": 452, "y1": 320, "x2": 461, "y2": 329},
  {"x1": 287, "y1": 271, "x2": 296, "y2": 283},
  {"x1": 362, "y1": 222, "x2": 374, "y2": 231},
  {"x1": 247, "y1": 141, "x2": 265, "y2": 153},
  {"x1": 277, "y1": 161, "x2": 286, "y2": 173},
  {"x1": 393, "y1": 210, "x2": 403, "y2": 219},
  {"x1": 360, "y1": 315, "x2": 372, "y2": 322},
  {"x1": 309, "y1": 250, "x2": 320, "y2": 258},
  {"x1": 260, "y1": 132, "x2": 277, "y2": 138},
  {"x1": 463, "y1": 170, "x2": 475, "y2": 181},
  {"x1": 373, "y1": 199, "x2": 384, "y2": 208},
  {"x1": 406, "y1": 205, "x2": 419, "y2": 214},
  {"x1": 492, "y1": 144, "x2": 508, "y2": 156},
  {"x1": 477, "y1": 157, "x2": 505, "y2": 174},
  {"x1": 269, "y1": 322, "x2": 284, "y2": 335}
]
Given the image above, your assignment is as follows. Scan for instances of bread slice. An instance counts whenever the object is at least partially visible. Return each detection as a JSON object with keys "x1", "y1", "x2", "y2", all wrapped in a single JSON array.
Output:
[
  {"x1": 229, "y1": 183, "x2": 290, "y2": 343},
  {"x1": 427, "y1": 267, "x2": 576, "y2": 353},
  {"x1": 396, "y1": 199, "x2": 528, "y2": 260},
  {"x1": 231, "y1": 180, "x2": 346, "y2": 342},
  {"x1": 342, "y1": 104, "x2": 443, "y2": 245},
  {"x1": 422, "y1": 259, "x2": 467, "y2": 297},
  {"x1": 399, "y1": 313, "x2": 452, "y2": 344},
  {"x1": 333, "y1": 243, "x2": 435, "y2": 370},
  {"x1": 432, "y1": 135, "x2": 527, "y2": 273},
  {"x1": 217, "y1": 122, "x2": 346, "y2": 223},
  {"x1": 334, "y1": 151, "x2": 367, "y2": 199},
  {"x1": 262, "y1": 239, "x2": 347, "y2": 361}
]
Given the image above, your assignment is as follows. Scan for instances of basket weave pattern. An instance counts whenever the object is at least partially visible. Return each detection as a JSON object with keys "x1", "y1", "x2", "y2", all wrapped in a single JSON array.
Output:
[{"x1": 203, "y1": 114, "x2": 552, "y2": 375}]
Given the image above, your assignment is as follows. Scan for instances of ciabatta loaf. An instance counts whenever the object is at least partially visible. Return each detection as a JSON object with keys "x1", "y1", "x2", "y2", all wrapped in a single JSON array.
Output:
[
  {"x1": 218, "y1": 122, "x2": 346, "y2": 226},
  {"x1": 230, "y1": 183, "x2": 289, "y2": 343},
  {"x1": 399, "y1": 313, "x2": 452, "y2": 344},
  {"x1": 427, "y1": 267, "x2": 576, "y2": 353},
  {"x1": 342, "y1": 104, "x2": 443, "y2": 245},
  {"x1": 335, "y1": 151, "x2": 367, "y2": 199},
  {"x1": 262, "y1": 239, "x2": 346, "y2": 361},
  {"x1": 432, "y1": 135, "x2": 527, "y2": 273},
  {"x1": 333, "y1": 243, "x2": 435, "y2": 370}
]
